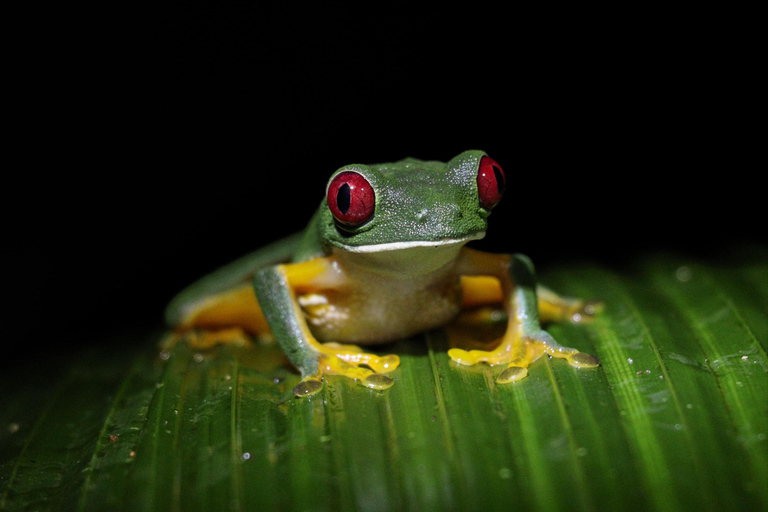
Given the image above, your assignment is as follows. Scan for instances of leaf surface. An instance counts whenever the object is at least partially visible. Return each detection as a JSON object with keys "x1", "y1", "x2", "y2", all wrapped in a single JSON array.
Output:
[{"x1": 1, "y1": 248, "x2": 766, "y2": 512}]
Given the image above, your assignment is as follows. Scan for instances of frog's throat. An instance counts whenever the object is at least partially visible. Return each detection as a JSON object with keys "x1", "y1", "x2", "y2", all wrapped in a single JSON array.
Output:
[
  {"x1": 332, "y1": 231, "x2": 485, "y2": 253},
  {"x1": 329, "y1": 231, "x2": 485, "y2": 278}
]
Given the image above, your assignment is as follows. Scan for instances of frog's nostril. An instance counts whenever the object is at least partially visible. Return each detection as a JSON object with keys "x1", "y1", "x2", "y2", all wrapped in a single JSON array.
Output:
[{"x1": 446, "y1": 203, "x2": 463, "y2": 220}]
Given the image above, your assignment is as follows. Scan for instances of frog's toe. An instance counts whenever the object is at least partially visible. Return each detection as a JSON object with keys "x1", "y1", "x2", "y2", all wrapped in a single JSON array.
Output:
[
  {"x1": 363, "y1": 374, "x2": 395, "y2": 391},
  {"x1": 448, "y1": 348, "x2": 474, "y2": 365},
  {"x1": 367, "y1": 354, "x2": 400, "y2": 374},
  {"x1": 567, "y1": 351, "x2": 601, "y2": 368},
  {"x1": 448, "y1": 347, "x2": 513, "y2": 366},
  {"x1": 497, "y1": 366, "x2": 528, "y2": 383},
  {"x1": 293, "y1": 377, "x2": 324, "y2": 397},
  {"x1": 316, "y1": 354, "x2": 397, "y2": 393},
  {"x1": 323, "y1": 341, "x2": 364, "y2": 353},
  {"x1": 324, "y1": 344, "x2": 398, "y2": 374}
]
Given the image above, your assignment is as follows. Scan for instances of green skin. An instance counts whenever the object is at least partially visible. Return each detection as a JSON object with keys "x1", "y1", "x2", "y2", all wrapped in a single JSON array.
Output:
[{"x1": 167, "y1": 150, "x2": 580, "y2": 393}]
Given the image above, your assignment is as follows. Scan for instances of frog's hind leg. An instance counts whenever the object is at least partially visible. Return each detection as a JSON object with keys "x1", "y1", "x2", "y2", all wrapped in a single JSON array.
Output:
[
  {"x1": 161, "y1": 283, "x2": 270, "y2": 350},
  {"x1": 458, "y1": 275, "x2": 602, "y2": 325},
  {"x1": 163, "y1": 234, "x2": 305, "y2": 350},
  {"x1": 160, "y1": 328, "x2": 253, "y2": 352}
]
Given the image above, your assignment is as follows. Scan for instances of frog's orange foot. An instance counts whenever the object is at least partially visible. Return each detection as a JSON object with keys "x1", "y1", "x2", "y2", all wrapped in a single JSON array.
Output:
[
  {"x1": 447, "y1": 347, "x2": 513, "y2": 367},
  {"x1": 321, "y1": 342, "x2": 401, "y2": 374},
  {"x1": 362, "y1": 354, "x2": 400, "y2": 373},
  {"x1": 449, "y1": 330, "x2": 600, "y2": 385},
  {"x1": 492, "y1": 350, "x2": 599, "y2": 385},
  {"x1": 160, "y1": 327, "x2": 252, "y2": 351},
  {"x1": 449, "y1": 346, "x2": 532, "y2": 384},
  {"x1": 320, "y1": 352, "x2": 398, "y2": 390},
  {"x1": 293, "y1": 354, "x2": 396, "y2": 397}
]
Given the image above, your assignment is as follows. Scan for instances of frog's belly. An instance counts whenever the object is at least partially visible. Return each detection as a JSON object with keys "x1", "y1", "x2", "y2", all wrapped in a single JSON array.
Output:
[{"x1": 298, "y1": 279, "x2": 463, "y2": 344}]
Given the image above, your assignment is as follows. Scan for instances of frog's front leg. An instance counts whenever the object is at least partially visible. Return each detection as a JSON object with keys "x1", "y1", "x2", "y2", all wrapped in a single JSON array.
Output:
[
  {"x1": 254, "y1": 257, "x2": 399, "y2": 397},
  {"x1": 448, "y1": 248, "x2": 599, "y2": 383}
]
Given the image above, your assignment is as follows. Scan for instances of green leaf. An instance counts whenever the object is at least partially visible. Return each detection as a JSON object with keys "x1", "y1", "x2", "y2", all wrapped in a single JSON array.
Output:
[{"x1": 1, "y1": 247, "x2": 766, "y2": 512}]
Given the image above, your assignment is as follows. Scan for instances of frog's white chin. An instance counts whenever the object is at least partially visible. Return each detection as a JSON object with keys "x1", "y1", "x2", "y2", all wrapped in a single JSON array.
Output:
[
  {"x1": 331, "y1": 232, "x2": 485, "y2": 277},
  {"x1": 336, "y1": 231, "x2": 485, "y2": 254}
]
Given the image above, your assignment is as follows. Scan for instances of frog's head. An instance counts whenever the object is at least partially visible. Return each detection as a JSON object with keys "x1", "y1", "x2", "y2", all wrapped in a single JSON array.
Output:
[{"x1": 319, "y1": 150, "x2": 505, "y2": 272}]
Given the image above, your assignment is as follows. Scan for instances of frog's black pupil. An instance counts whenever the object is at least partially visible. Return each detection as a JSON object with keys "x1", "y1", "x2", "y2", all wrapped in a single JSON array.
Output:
[
  {"x1": 337, "y1": 183, "x2": 351, "y2": 214},
  {"x1": 493, "y1": 166, "x2": 505, "y2": 196}
]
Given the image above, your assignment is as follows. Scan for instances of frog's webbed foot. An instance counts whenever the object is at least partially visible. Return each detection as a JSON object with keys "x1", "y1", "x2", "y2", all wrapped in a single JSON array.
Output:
[
  {"x1": 292, "y1": 344, "x2": 400, "y2": 397},
  {"x1": 448, "y1": 329, "x2": 599, "y2": 384},
  {"x1": 293, "y1": 359, "x2": 396, "y2": 398},
  {"x1": 160, "y1": 327, "x2": 253, "y2": 351},
  {"x1": 322, "y1": 342, "x2": 401, "y2": 374}
]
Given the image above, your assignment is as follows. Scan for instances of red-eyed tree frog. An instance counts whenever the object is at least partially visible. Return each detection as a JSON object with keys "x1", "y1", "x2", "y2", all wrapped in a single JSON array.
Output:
[{"x1": 165, "y1": 150, "x2": 600, "y2": 397}]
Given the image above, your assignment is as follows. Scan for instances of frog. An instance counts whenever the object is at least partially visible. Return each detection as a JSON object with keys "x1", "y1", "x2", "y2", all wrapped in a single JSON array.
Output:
[{"x1": 164, "y1": 150, "x2": 600, "y2": 397}]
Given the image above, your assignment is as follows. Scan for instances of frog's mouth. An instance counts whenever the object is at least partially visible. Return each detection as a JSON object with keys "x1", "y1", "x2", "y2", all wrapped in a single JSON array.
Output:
[
  {"x1": 335, "y1": 231, "x2": 485, "y2": 253},
  {"x1": 330, "y1": 231, "x2": 485, "y2": 277}
]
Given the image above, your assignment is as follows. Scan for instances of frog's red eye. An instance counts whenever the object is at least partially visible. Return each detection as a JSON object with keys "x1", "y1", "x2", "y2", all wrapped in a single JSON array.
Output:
[
  {"x1": 477, "y1": 155, "x2": 505, "y2": 210},
  {"x1": 327, "y1": 171, "x2": 375, "y2": 226}
]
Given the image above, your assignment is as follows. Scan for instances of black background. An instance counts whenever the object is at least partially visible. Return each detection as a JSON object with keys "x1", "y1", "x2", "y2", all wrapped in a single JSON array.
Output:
[{"x1": 3, "y1": 5, "x2": 763, "y2": 369}]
